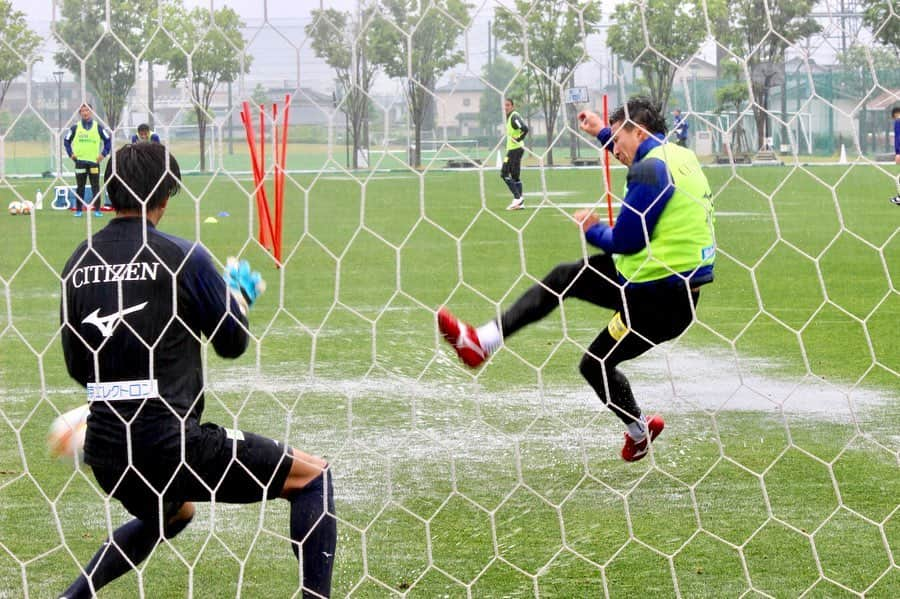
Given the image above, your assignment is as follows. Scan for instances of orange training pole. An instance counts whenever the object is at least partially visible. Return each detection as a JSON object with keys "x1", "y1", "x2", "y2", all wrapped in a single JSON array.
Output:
[
  {"x1": 272, "y1": 102, "x2": 282, "y2": 265},
  {"x1": 240, "y1": 102, "x2": 276, "y2": 252},
  {"x1": 277, "y1": 94, "x2": 291, "y2": 265},
  {"x1": 602, "y1": 94, "x2": 614, "y2": 226},
  {"x1": 258, "y1": 105, "x2": 273, "y2": 251}
]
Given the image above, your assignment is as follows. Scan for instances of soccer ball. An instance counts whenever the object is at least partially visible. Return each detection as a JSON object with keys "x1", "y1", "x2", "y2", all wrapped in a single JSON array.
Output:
[
  {"x1": 8, "y1": 201, "x2": 23, "y2": 215},
  {"x1": 20, "y1": 200, "x2": 33, "y2": 215},
  {"x1": 47, "y1": 404, "x2": 89, "y2": 460}
]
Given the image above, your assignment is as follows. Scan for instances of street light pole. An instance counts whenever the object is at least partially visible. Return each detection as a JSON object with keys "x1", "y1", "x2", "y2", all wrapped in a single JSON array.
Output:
[
  {"x1": 227, "y1": 79, "x2": 233, "y2": 155},
  {"x1": 53, "y1": 71, "x2": 65, "y2": 175}
]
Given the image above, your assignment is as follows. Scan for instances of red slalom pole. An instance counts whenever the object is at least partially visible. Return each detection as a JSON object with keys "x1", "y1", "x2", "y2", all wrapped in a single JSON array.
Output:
[
  {"x1": 602, "y1": 94, "x2": 614, "y2": 226},
  {"x1": 240, "y1": 102, "x2": 276, "y2": 253},
  {"x1": 277, "y1": 94, "x2": 291, "y2": 265},
  {"x1": 258, "y1": 104, "x2": 270, "y2": 251},
  {"x1": 259, "y1": 104, "x2": 275, "y2": 253},
  {"x1": 272, "y1": 102, "x2": 282, "y2": 265}
]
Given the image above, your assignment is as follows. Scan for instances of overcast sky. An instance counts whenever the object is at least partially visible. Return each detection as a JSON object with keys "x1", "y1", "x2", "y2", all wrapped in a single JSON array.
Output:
[
  {"x1": 12, "y1": 1, "x2": 620, "y2": 97},
  {"x1": 10, "y1": 0, "x2": 854, "y2": 96},
  {"x1": 13, "y1": 0, "x2": 368, "y2": 22}
]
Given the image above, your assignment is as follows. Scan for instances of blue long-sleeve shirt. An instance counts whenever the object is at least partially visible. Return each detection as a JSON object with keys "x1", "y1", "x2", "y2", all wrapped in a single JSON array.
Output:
[
  {"x1": 674, "y1": 114, "x2": 689, "y2": 141},
  {"x1": 586, "y1": 130, "x2": 713, "y2": 287},
  {"x1": 131, "y1": 133, "x2": 161, "y2": 144},
  {"x1": 894, "y1": 118, "x2": 900, "y2": 155},
  {"x1": 63, "y1": 118, "x2": 112, "y2": 163}
]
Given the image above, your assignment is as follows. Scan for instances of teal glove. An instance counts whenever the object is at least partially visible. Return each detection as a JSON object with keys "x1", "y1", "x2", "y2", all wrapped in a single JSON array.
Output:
[{"x1": 223, "y1": 257, "x2": 266, "y2": 314}]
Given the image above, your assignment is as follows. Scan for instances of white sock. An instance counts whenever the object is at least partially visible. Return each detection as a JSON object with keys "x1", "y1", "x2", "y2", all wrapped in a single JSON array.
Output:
[
  {"x1": 476, "y1": 320, "x2": 502, "y2": 355},
  {"x1": 626, "y1": 415, "x2": 647, "y2": 440}
]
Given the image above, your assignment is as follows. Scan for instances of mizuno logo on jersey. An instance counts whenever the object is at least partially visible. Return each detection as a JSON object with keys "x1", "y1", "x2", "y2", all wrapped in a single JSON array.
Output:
[
  {"x1": 70, "y1": 262, "x2": 161, "y2": 288},
  {"x1": 82, "y1": 302, "x2": 148, "y2": 337}
]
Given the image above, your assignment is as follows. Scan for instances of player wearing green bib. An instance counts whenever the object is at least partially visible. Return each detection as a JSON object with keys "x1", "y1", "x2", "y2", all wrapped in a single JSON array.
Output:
[
  {"x1": 501, "y1": 98, "x2": 529, "y2": 210},
  {"x1": 64, "y1": 104, "x2": 111, "y2": 217},
  {"x1": 439, "y1": 96, "x2": 715, "y2": 462}
]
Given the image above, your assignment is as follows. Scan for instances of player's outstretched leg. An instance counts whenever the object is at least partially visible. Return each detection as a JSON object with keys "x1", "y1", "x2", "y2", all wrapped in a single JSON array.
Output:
[
  {"x1": 60, "y1": 504, "x2": 194, "y2": 599},
  {"x1": 437, "y1": 307, "x2": 501, "y2": 368}
]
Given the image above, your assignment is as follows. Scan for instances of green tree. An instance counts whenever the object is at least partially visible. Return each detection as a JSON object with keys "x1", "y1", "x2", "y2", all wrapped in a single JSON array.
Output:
[
  {"x1": 716, "y1": 0, "x2": 820, "y2": 150},
  {"x1": 493, "y1": 0, "x2": 601, "y2": 165},
  {"x1": 0, "y1": 111, "x2": 48, "y2": 141},
  {"x1": 835, "y1": 44, "x2": 900, "y2": 93},
  {"x1": 251, "y1": 83, "x2": 269, "y2": 107},
  {"x1": 607, "y1": 0, "x2": 711, "y2": 112},
  {"x1": 0, "y1": 1, "x2": 41, "y2": 110},
  {"x1": 835, "y1": 43, "x2": 900, "y2": 153},
  {"x1": 860, "y1": 0, "x2": 900, "y2": 51},
  {"x1": 160, "y1": 3, "x2": 250, "y2": 172},
  {"x1": 714, "y1": 61, "x2": 752, "y2": 153},
  {"x1": 307, "y1": 7, "x2": 379, "y2": 169},
  {"x1": 53, "y1": 0, "x2": 156, "y2": 129},
  {"x1": 369, "y1": 0, "x2": 470, "y2": 168},
  {"x1": 478, "y1": 57, "x2": 536, "y2": 141}
]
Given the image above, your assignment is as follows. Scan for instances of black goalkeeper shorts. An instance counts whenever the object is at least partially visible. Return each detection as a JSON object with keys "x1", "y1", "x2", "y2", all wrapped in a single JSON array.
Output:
[{"x1": 91, "y1": 422, "x2": 294, "y2": 524}]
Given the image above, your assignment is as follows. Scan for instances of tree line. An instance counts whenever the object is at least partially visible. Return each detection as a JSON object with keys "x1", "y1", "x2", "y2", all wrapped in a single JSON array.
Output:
[{"x1": 2, "y1": 0, "x2": 899, "y2": 170}]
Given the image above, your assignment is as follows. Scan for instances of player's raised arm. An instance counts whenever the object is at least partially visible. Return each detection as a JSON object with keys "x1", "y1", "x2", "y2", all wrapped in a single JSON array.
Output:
[{"x1": 179, "y1": 247, "x2": 258, "y2": 359}]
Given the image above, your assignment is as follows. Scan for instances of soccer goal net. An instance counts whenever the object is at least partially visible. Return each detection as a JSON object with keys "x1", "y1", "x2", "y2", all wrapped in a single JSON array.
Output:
[{"x1": 1, "y1": 0, "x2": 898, "y2": 597}]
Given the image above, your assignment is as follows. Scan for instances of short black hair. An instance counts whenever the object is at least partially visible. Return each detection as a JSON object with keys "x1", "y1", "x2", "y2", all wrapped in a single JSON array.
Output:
[
  {"x1": 104, "y1": 143, "x2": 181, "y2": 212},
  {"x1": 893, "y1": 107, "x2": 900, "y2": 118},
  {"x1": 505, "y1": 98, "x2": 515, "y2": 105},
  {"x1": 137, "y1": 123, "x2": 150, "y2": 134},
  {"x1": 609, "y1": 96, "x2": 667, "y2": 135}
]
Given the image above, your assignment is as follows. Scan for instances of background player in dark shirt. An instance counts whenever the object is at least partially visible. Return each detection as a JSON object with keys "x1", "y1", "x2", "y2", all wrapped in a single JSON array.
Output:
[
  {"x1": 59, "y1": 143, "x2": 336, "y2": 598},
  {"x1": 673, "y1": 108, "x2": 689, "y2": 147},
  {"x1": 130, "y1": 123, "x2": 161, "y2": 144}
]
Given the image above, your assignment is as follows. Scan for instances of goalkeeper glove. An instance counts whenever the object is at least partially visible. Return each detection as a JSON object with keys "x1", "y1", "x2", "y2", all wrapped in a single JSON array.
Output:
[{"x1": 223, "y1": 257, "x2": 266, "y2": 315}]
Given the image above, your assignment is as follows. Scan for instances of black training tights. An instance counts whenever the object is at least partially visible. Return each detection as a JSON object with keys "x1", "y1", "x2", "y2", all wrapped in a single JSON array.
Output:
[{"x1": 499, "y1": 253, "x2": 698, "y2": 425}]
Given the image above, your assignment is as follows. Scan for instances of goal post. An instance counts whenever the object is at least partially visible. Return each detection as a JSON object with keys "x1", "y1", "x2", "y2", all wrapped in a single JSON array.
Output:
[{"x1": 1, "y1": 1, "x2": 898, "y2": 598}]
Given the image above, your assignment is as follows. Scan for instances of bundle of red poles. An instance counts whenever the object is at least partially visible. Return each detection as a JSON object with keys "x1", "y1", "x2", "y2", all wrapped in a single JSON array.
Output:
[{"x1": 239, "y1": 95, "x2": 291, "y2": 265}]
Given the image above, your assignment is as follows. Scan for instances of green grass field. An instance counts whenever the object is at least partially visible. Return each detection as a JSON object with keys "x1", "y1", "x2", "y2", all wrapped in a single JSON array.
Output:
[{"x1": 1, "y1": 161, "x2": 898, "y2": 598}]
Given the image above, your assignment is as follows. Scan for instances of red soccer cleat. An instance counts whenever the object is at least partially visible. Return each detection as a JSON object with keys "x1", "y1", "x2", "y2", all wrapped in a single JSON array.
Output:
[
  {"x1": 437, "y1": 307, "x2": 487, "y2": 368},
  {"x1": 620, "y1": 415, "x2": 665, "y2": 462}
]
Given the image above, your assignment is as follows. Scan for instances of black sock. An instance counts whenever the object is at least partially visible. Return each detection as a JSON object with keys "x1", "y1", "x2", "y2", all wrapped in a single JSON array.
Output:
[
  {"x1": 515, "y1": 180, "x2": 523, "y2": 198},
  {"x1": 60, "y1": 518, "x2": 158, "y2": 599},
  {"x1": 607, "y1": 368, "x2": 641, "y2": 426},
  {"x1": 290, "y1": 470, "x2": 337, "y2": 598},
  {"x1": 502, "y1": 176, "x2": 517, "y2": 196}
]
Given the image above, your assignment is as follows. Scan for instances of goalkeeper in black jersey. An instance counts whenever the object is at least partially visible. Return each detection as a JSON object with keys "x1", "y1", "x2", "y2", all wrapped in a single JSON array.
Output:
[{"x1": 58, "y1": 143, "x2": 336, "y2": 598}]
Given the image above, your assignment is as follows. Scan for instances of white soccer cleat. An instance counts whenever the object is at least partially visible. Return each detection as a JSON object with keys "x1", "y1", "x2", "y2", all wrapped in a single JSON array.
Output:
[{"x1": 506, "y1": 197, "x2": 524, "y2": 211}]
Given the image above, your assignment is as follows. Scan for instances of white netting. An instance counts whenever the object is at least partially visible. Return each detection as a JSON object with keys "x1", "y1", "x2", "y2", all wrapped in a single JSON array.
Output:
[{"x1": 1, "y1": 0, "x2": 898, "y2": 597}]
